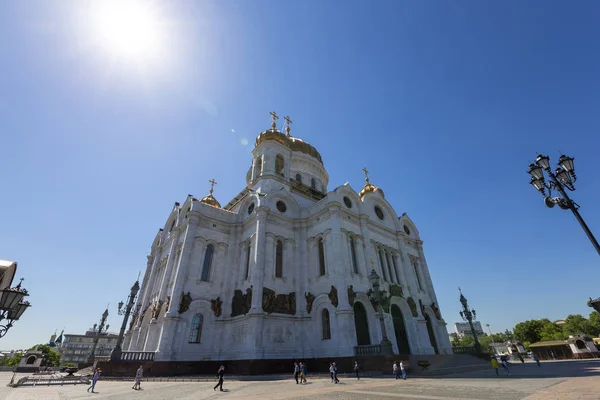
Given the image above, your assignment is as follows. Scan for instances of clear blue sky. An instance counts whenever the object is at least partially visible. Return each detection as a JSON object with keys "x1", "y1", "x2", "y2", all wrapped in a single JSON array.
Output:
[{"x1": 1, "y1": 1, "x2": 599, "y2": 350}]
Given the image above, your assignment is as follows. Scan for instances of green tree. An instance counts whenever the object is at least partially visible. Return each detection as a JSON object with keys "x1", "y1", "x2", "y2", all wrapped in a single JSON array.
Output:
[
  {"x1": 539, "y1": 319, "x2": 566, "y2": 341},
  {"x1": 30, "y1": 345, "x2": 61, "y2": 367},
  {"x1": 562, "y1": 314, "x2": 592, "y2": 337},
  {"x1": 513, "y1": 319, "x2": 547, "y2": 343},
  {"x1": 587, "y1": 312, "x2": 600, "y2": 337},
  {"x1": 5, "y1": 352, "x2": 23, "y2": 367}
]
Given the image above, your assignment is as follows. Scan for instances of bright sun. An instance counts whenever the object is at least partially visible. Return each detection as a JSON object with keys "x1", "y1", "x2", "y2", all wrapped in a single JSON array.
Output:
[{"x1": 88, "y1": 1, "x2": 165, "y2": 62}]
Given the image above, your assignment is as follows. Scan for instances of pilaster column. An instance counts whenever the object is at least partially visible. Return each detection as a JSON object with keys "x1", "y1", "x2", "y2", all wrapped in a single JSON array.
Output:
[
  {"x1": 355, "y1": 236, "x2": 367, "y2": 275},
  {"x1": 166, "y1": 217, "x2": 198, "y2": 318},
  {"x1": 396, "y1": 238, "x2": 417, "y2": 295},
  {"x1": 249, "y1": 208, "x2": 268, "y2": 312},
  {"x1": 416, "y1": 242, "x2": 437, "y2": 302},
  {"x1": 359, "y1": 216, "x2": 377, "y2": 270}
]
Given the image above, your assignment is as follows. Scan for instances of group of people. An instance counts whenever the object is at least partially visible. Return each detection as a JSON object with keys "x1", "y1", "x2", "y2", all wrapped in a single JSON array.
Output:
[
  {"x1": 293, "y1": 361, "x2": 308, "y2": 384},
  {"x1": 490, "y1": 353, "x2": 541, "y2": 376},
  {"x1": 86, "y1": 365, "x2": 144, "y2": 393}
]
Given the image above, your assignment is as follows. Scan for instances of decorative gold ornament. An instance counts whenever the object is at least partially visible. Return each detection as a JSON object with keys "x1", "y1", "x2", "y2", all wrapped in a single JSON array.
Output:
[
  {"x1": 358, "y1": 167, "x2": 385, "y2": 199},
  {"x1": 199, "y1": 178, "x2": 222, "y2": 208}
]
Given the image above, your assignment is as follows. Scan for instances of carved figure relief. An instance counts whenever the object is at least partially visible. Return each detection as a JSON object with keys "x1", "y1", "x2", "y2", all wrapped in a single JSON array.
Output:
[
  {"x1": 231, "y1": 287, "x2": 252, "y2": 317},
  {"x1": 347, "y1": 285, "x2": 357, "y2": 306},
  {"x1": 211, "y1": 297, "x2": 223, "y2": 317},
  {"x1": 152, "y1": 300, "x2": 163, "y2": 319},
  {"x1": 407, "y1": 297, "x2": 418, "y2": 317},
  {"x1": 129, "y1": 313, "x2": 138, "y2": 330},
  {"x1": 431, "y1": 302, "x2": 441, "y2": 320},
  {"x1": 262, "y1": 287, "x2": 296, "y2": 315},
  {"x1": 328, "y1": 285, "x2": 338, "y2": 308},
  {"x1": 389, "y1": 284, "x2": 404, "y2": 298},
  {"x1": 165, "y1": 296, "x2": 171, "y2": 313},
  {"x1": 419, "y1": 299, "x2": 426, "y2": 317},
  {"x1": 179, "y1": 292, "x2": 192, "y2": 314},
  {"x1": 305, "y1": 292, "x2": 315, "y2": 313}
]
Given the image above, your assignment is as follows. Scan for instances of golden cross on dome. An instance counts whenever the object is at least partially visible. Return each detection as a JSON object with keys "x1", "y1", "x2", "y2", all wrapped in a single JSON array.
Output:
[
  {"x1": 209, "y1": 178, "x2": 217, "y2": 194},
  {"x1": 270, "y1": 111, "x2": 279, "y2": 130},
  {"x1": 362, "y1": 167, "x2": 370, "y2": 183},
  {"x1": 284, "y1": 116, "x2": 292, "y2": 136}
]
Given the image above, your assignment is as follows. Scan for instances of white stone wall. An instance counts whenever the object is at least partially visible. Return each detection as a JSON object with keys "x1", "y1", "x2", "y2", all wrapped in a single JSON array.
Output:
[{"x1": 125, "y1": 138, "x2": 452, "y2": 360}]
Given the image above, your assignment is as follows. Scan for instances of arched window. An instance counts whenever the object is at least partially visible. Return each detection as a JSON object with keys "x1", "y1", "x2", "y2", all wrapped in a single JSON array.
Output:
[
  {"x1": 295, "y1": 173, "x2": 302, "y2": 183},
  {"x1": 385, "y1": 251, "x2": 396, "y2": 283},
  {"x1": 189, "y1": 314, "x2": 203, "y2": 343},
  {"x1": 275, "y1": 154, "x2": 285, "y2": 176},
  {"x1": 255, "y1": 157, "x2": 263, "y2": 178},
  {"x1": 576, "y1": 340, "x2": 587, "y2": 350},
  {"x1": 311, "y1": 178, "x2": 316, "y2": 189},
  {"x1": 378, "y1": 248, "x2": 388, "y2": 281},
  {"x1": 413, "y1": 261, "x2": 423, "y2": 291},
  {"x1": 349, "y1": 237, "x2": 358, "y2": 274},
  {"x1": 322, "y1": 309, "x2": 331, "y2": 339},
  {"x1": 244, "y1": 242, "x2": 251, "y2": 280},
  {"x1": 200, "y1": 245, "x2": 214, "y2": 282},
  {"x1": 392, "y1": 254, "x2": 401, "y2": 284},
  {"x1": 318, "y1": 238, "x2": 326, "y2": 276},
  {"x1": 275, "y1": 240, "x2": 283, "y2": 278}
]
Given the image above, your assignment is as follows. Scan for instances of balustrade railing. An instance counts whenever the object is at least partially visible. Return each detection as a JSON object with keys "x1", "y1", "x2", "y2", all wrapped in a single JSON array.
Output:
[
  {"x1": 354, "y1": 344, "x2": 382, "y2": 356},
  {"x1": 119, "y1": 351, "x2": 155, "y2": 362},
  {"x1": 452, "y1": 346, "x2": 476, "y2": 354}
]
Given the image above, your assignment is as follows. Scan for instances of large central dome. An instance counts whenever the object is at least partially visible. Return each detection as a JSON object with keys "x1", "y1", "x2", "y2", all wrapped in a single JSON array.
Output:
[{"x1": 255, "y1": 129, "x2": 323, "y2": 164}]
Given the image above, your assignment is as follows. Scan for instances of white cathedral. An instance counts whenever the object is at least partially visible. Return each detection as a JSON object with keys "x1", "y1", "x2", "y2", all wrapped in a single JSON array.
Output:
[{"x1": 123, "y1": 113, "x2": 452, "y2": 362}]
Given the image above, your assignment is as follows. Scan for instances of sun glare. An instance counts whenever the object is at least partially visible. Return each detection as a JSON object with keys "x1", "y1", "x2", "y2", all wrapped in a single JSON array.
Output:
[{"x1": 88, "y1": 1, "x2": 165, "y2": 63}]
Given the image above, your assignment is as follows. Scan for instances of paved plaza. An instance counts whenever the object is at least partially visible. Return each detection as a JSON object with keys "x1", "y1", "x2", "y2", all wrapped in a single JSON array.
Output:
[{"x1": 0, "y1": 360, "x2": 599, "y2": 400}]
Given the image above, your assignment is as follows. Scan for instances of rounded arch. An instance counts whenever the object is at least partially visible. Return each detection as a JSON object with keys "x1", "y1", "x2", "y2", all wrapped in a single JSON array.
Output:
[
  {"x1": 391, "y1": 304, "x2": 411, "y2": 354},
  {"x1": 398, "y1": 213, "x2": 420, "y2": 240},
  {"x1": 361, "y1": 195, "x2": 400, "y2": 231},
  {"x1": 26, "y1": 356, "x2": 36, "y2": 365},
  {"x1": 266, "y1": 192, "x2": 301, "y2": 218},
  {"x1": 353, "y1": 301, "x2": 371, "y2": 346},
  {"x1": 332, "y1": 183, "x2": 365, "y2": 214}
]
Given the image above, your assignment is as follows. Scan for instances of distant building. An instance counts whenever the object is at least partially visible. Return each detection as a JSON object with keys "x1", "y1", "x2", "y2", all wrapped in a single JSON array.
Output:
[
  {"x1": 454, "y1": 321, "x2": 484, "y2": 337},
  {"x1": 58, "y1": 330, "x2": 119, "y2": 364}
]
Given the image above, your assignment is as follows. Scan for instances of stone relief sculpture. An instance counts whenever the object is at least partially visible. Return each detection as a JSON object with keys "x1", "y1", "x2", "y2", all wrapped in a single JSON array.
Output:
[
  {"x1": 328, "y1": 285, "x2": 338, "y2": 308},
  {"x1": 231, "y1": 287, "x2": 252, "y2": 317},
  {"x1": 210, "y1": 297, "x2": 223, "y2": 317},
  {"x1": 262, "y1": 287, "x2": 296, "y2": 315},
  {"x1": 179, "y1": 292, "x2": 192, "y2": 314},
  {"x1": 347, "y1": 285, "x2": 356, "y2": 306},
  {"x1": 152, "y1": 300, "x2": 163, "y2": 319},
  {"x1": 419, "y1": 299, "x2": 427, "y2": 317},
  {"x1": 431, "y1": 302, "x2": 441, "y2": 320},
  {"x1": 129, "y1": 313, "x2": 138, "y2": 330},
  {"x1": 389, "y1": 284, "x2": 403, "y2": 298},
  {"x1": 305, "y1": 292, "x2": 315, "y2": 313},
  {"x1": 165, "y1": 296, "x2": 171, "y2": 313},
  {"x1": 407, "y1": 297, "x2": 418, "y2": 317}
]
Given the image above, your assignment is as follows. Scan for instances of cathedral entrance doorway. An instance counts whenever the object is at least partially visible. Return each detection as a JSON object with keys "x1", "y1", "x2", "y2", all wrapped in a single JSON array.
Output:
[
  {"x1": 391, "y1": 305, "x2": 411, "y2": 354},
  {"x1": 424, "y1": 313, "x2": 439, "y2": 354},
  {"x1": 353, "y1": 302, "x2": 370, "y2": 346}
]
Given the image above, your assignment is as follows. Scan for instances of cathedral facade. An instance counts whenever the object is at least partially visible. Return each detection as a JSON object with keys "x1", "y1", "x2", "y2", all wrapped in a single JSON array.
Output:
[{"x1": 123, "y1": 114, "x2": 452, "y2": 362}]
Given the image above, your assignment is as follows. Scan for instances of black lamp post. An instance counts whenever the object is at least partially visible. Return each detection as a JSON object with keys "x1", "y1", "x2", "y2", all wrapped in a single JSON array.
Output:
[
  {"x1": 0, "y1": 278, "x2": 31, "y2": 339},
  {"x1": 87, "y1": 308, "x2": 110, "y2": 364},
  {"x1": 459, "y1": 288, "x2": 481, "y2": 353},
  {"x1": 527, "y1": 154, "x2": 600, "y2": 256},
  {"x1": 111, "y1": 278, "x2": 140, "y2": 362},
  {"x1": 368, "y1": 265, "x2": 393, "y2": 355}
]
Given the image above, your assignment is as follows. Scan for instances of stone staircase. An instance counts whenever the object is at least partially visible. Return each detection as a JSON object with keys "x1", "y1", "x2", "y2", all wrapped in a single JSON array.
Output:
[{"x1": 407, "y1": 354, "x2": 489, "y2": 376}]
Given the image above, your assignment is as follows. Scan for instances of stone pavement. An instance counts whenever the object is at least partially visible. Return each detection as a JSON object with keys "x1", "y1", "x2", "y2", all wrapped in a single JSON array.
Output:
[{"x1": 0, "y1": 359, "x2": 598, "y2": 400}]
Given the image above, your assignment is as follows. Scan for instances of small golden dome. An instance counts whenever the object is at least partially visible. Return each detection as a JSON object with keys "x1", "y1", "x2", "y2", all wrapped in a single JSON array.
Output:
[
  {"x1": 200, "y1": 178, "x2": 221, "y2": 208},
  {"x1": 255, "y1": 129, "x2": 323, "y2": 164},
  {"x1": 358, "y1": 167, "x2": 385, "y2": 199},
  {"x1": 199, "y1": 194, "x2": 221, "y2": 208}
]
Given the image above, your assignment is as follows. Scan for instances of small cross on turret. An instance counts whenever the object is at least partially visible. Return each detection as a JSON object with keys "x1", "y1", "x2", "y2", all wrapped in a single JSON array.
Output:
[
  {"x1": 284, "y1": 116, "x2": 292, "y2": 137},
  {"x1": 209, "y1": 179, "x2": 217, "y2": 194},
  {"x1": 362, "y1": 167, "x2": 370, "y2": 184},
  {"x1": 270, "y1": 111, "x2": 279, "y2": 130}
]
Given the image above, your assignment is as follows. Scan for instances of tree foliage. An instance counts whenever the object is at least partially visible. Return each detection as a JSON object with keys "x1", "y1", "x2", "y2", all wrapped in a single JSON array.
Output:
[
  {"x1": 30, "y1": 345, "x2": 61, "y2": 367},
  {"x1": 512, "y1": 312, "x2": 600, "y2": 344}
]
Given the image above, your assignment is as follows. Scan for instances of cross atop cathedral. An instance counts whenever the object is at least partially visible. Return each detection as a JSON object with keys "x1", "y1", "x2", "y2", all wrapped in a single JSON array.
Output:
[
  {"x1": 270, "y1": 111, "x2": 279, "y2": 130},
  {"x1": 284, "y1": 116, "x2": 292, "y2": 136},
  {"x1": 362, "y1": 167, "x2": 370, "y2": 183},
  {"x1": 209, "y1": 178, "x2": 217, "y2": 194}
]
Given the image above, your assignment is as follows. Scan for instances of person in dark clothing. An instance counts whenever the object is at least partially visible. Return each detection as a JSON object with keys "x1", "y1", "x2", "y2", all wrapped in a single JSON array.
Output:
[
  {"x1": 293, "y1": 362, "x2": 300, "y2": 384},
  {"x1": 354, "y1": 361, "x2": 360, "y2": 380},
  {"x1": 214, "y1": 365, "x2": 225, "y2": 391}
]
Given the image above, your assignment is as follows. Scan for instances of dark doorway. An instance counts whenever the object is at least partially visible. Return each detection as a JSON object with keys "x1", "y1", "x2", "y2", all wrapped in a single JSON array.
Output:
[
  {"x1": 26, "y1": 356, "x2": 36, "y2": 365},
  {"x1": 353, "y1": 302, "x2": 370, "y2": 345},
  {"x1": 424, "y1": 313, "x2": 439, "y2": 354},
  {"x1": 391, "y1": 305, "x2": 411, "y2": 354}
]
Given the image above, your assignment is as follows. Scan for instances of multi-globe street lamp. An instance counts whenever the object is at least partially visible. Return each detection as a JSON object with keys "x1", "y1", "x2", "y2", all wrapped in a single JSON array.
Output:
[
  {"x1": 459, "y1": 288, "x2": 481, "y2": 353},
  {"x1": 367, "y1": 264, "x2": 393, "y2": 355},
  {"x1": 111, "y1": 277, "x2": 140, "y2": 361},
  {"x1": 0, "y1": 261, "x2": 31, "y2": 339},
  {"x1": 527, "y1": 154, "x2": 600, "y2": 256}
]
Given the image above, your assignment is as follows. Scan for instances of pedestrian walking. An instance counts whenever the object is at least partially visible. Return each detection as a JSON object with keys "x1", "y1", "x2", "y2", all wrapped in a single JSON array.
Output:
[
  {"x1": 293, "y1": 362, "x2": 300, "y2": 384},
  {"x1": 500, "y1": 358, "x2": 510, "y2": 375},
  {"x1": 354, "y1": 361, "x2": 360, "y2": 380},
  {"x1": 132, "y1": 365, "x2": 143, "y2": 390},
  {"x1": 332, "y1": 362, "x2": 339, "y2": 383},
  {"x1": 214, "y1": 365, "x2": 225, "y2": 392},
  {"x1": 300, "y1": 362, "x2": 307, "y2": 383},
  {"x1": 329, "y1": 362, "x2": 334, "y2": 383},
  {"x1": 393, "y1": 361, "x2": 399, "y2": 379},
  {"x1": 87, "y1": 368, "x2": 101, "y2": 393},
  {"x1": 400, "y1": 361, "x2": 406, "y2": 380},
  {"x1": 533, "y1": 354, "x2": 541, "y2": 367},
  {"x1": 490, "y1": 356, "x2": 499, "y2": 376}
]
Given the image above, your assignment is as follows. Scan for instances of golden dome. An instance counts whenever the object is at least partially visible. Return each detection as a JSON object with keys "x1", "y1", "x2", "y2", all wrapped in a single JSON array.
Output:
[
  {"x1": 199, "y1": 194, "x2": 221, "y2": 208},
  {"x1": 358, "y1": 167, "x2": 384, "y2": 199},
  {"x1": 255, "y1": 129, "x2": 323, "y2": 164},
  {"x1": 199, "y1": 178, "x2": 221, "y2": 208}
]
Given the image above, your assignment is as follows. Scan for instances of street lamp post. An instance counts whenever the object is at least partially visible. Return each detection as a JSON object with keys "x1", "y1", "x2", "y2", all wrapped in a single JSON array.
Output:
[
  {"x1": 486, "y1": 323, "x2": 495, "y2": 354},
  {"x1": 111, "y1": 277, "x2": 140, "y2": 362},
  {"x1": 87, "y1": 308, "x2": 110, "y2": 364},
  {"x1": 0, "y1": 278, "x2": 31, "y2": 338},
  {"x1": 527, "y1": 154, "x2": 600, "y2": 256},
  {"x1": 367, "y1": 264, "x2": 393, "y2": 355},
  {"x1": 459, "y1": 288, "x2": 481, "y2": 353}
]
